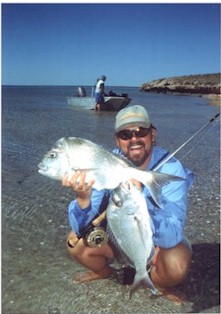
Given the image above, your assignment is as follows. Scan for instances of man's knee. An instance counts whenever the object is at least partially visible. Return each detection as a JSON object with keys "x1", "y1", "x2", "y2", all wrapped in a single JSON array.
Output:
[
  {"x1": 166, "y1": 244, "x2": 192, "y2": 281},
  {"x1": 151, "y1": 243, "x2": 192, "y2": 286},
  {"x1": 169, "y1": 256, "x2": 189, "y2": 281}
]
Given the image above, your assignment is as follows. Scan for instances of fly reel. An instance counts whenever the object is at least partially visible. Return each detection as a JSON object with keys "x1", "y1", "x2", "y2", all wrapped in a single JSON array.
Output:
[{"x1": 86, "y1": 226, "x2": 108, "y2": 248}]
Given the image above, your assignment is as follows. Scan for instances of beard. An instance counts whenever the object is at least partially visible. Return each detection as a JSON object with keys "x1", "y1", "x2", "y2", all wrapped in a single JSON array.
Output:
[
  {"x1": 129, "y1": 152, "x2": 149, "y2": 167},
  {"x1": 126, "y1": 141, "x2": 150, "y2": 168}
]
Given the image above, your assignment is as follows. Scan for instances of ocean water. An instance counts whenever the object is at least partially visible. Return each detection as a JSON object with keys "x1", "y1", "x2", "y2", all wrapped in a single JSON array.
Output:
[
  {"x1": 2, "y1": 84, "x2": 219, "y2": 218},
  {"x1": 2, "y1": 85, "x2": 220, "y2": 313},
  {"x1": 2, "y1": 84, "x2": 219, "y2": 156}
]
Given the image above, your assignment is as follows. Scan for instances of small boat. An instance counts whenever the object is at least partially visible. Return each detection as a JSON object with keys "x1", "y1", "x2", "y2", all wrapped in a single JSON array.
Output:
[{"x1": 67, "y1": 87, "x2": 131, "y2": 111}]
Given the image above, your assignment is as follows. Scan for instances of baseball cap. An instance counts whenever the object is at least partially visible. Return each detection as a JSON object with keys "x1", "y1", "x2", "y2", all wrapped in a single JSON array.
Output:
[{"x1": 115, "y1": 105, "x2": 151, "y2": 133}]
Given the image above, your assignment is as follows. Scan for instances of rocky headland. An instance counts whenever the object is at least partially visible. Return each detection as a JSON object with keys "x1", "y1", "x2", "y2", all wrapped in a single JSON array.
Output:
[{"x1": 140, "y1": 73, "x2": 220, "y2": 105}]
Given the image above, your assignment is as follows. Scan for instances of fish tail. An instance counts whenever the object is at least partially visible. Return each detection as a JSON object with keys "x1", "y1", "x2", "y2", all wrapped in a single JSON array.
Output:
[
  {"x1": 148, "y1": 172, "x2": 185, "y2": 207},
  {"x1": 129, "y1": 273, "x2": 157, "y2": 299},
  {"x1": 130, "y1": 169, "x2": 185, "y2": 208}
]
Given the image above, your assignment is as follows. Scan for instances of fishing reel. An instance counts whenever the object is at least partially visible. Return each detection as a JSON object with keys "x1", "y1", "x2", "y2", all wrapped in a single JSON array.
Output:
[
  {"x1": 85, "y1": 226, "x2": 108, "y2": 248},
  {"x1": 78, "y1": 222, "x2": 109, "y2": 248},
  {"x1": 77, "y1": 208, "x2": 109, "y2": 248}
]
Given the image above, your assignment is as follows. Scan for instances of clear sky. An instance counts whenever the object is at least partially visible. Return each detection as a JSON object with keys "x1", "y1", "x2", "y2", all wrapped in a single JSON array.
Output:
[{"x1": 2, "y1": 2, "x2": 220, "y2": 86}]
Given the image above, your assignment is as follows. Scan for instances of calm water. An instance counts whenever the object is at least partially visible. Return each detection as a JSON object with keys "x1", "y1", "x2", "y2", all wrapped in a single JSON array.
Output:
[
  {"x1": 2, "y1": 85, "x2": 220, "y2": 314},
  {"x1": 2, "y1": 84, "x2": 220, "y2": 210},
  {"x1": 2, "y1": 84, "x2": 219, "y2": 158},
  {"x1": 2, "y1": 84, "x2": 220, "y2": 211}
]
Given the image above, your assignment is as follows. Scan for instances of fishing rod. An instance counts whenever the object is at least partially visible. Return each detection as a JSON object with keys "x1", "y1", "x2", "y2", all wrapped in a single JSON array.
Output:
[
  {"x1": 74, "y1": 113, "x2": 220, "y2": 247},
  {"x1": 152, "y1": 113, "x2": 220, "y2": 172}
]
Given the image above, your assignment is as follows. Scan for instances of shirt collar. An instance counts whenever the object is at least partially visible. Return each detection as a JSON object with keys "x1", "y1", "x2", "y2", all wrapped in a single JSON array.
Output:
[{"x1": 147, "y1": 146, "x2": 169, "y2": 170}]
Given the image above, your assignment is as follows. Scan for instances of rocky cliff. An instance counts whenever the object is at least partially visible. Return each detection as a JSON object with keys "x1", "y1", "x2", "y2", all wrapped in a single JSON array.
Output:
[{"x1": 141, "y1": 73, "x2": 220, "y2": 95}]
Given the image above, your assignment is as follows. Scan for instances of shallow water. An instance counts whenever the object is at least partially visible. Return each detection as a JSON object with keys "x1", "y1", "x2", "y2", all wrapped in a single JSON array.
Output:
[{"x1": 2, "y1": 86, "x2": 220, "y2": 313}]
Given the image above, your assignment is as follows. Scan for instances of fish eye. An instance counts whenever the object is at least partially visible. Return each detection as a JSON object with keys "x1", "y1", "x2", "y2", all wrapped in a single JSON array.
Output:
[
  {"x1": 116, "y1": 200, "x2": 123, "y2": 207},
  {"x1": 112, "y1": 194, "x2": 123, "y2": 207},
  {"x1": 49, "y1": 151, "x2": 57, "y2": 158}
]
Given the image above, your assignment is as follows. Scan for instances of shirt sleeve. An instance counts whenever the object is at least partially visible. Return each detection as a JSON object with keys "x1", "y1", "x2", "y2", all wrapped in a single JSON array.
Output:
[
  {"x1": 68, "y1": 189, "x2": 107, "y2": 234},
  {"x1": 145, "y1": 158, "x2": 195, "y2": 248},
  {"x1": 67, "y1": 147, "x2": 121, "y2": 235}
]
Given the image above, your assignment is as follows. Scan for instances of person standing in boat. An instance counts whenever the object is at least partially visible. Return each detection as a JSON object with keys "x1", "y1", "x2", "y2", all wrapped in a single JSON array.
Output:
[{"x1": 94, "y1": 75, "x2": 107, "y2": 111}]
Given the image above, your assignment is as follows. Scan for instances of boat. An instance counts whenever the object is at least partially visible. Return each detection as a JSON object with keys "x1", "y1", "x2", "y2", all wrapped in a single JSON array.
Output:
[{"x1": 67, "y1": 87, "x2": 131, "y2": 111}]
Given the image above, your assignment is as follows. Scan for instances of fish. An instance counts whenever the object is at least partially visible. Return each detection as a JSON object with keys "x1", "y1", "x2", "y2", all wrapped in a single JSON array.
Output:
[
  {"x1": 38, "y1": 137, "x2": 184, "y2": 207},
  {"x1": 106, "y1": 181, "x2": 157, "y2": 298}
]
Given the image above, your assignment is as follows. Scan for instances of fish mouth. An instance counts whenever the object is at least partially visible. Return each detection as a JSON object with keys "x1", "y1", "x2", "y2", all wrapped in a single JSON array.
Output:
[
  {"x1": 38, "y1": 163, "x2": 48, "y2": 173},
  {"x1": 121, "y1": 181, "x2": 131, "y2": 191}
]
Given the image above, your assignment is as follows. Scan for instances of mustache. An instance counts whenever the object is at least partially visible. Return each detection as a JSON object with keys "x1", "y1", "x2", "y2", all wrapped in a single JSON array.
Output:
[{"x1": 129, "y1": 141, "x2": 145, "y2": 149}]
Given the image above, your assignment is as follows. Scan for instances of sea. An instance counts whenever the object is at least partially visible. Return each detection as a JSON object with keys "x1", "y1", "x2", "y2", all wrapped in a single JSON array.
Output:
[
  {"x1": 2, "y1": 83, "x2": 220, "y2": 221},
  {"x1": 2, "y1": 84, "x2": 219, "y2": 158},
  {"x1": 2, "y1": 85, "x2": 220, "y2": 313}
]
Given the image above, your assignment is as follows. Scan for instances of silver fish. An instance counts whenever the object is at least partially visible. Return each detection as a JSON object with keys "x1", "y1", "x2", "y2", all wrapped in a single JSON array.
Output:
[
  {"x1": 38, "y1": 137, "x2": 184, "y2": 207},
  {"x1": 106, "y1": 181, "x2": 157, "y2": 298}
]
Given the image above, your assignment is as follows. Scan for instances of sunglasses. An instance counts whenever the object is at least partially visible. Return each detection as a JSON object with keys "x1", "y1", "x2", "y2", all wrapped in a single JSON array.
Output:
[{"x1": 117, "y1": 127, "x2": 150, "y2": 140}]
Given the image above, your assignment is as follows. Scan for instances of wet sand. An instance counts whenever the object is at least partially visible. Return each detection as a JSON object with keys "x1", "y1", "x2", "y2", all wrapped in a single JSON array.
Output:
[{"x1": 2, "y1": 89, "x2": 220, "y2": 314}]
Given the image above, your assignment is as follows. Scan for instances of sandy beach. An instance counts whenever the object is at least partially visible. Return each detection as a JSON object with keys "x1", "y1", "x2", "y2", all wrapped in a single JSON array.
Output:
[
  {"x1": 2, "y1": 86, "x2": 220, "y2": 314},
  {"x1": 203, "y1": 94, "x2": 221, "y2": 106}
]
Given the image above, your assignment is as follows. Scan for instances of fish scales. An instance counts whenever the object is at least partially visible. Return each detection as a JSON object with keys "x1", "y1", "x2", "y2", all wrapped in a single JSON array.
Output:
[
  {"x1": 38, "y1": 137, "x2": 184, "y2": 207},
  {"x1": 107, "y1": 181, "x2": 157, "y2": 298}
]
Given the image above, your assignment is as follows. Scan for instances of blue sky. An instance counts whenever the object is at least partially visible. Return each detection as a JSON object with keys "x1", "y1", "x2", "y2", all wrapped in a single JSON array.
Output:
[{"x1": 2, "y1": 3, "x2": 220, "y2": 86}]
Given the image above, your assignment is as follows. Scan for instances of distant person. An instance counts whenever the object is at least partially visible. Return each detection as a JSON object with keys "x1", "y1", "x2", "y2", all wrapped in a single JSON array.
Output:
[{"x1": 94, "y1": 75, "x2": 107, "y2": 111}]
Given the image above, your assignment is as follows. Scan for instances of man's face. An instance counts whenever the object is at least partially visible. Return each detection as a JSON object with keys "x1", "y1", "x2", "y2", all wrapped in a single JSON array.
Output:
[{"x1": 116, "y1": 125, "x2": 156, "y2": 169}]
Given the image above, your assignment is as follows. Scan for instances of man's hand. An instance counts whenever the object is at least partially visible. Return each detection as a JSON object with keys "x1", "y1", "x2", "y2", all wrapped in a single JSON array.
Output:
[
  {"x1": 130, "y1": 178, "x2": 143, "y2": 191},
  {"x1": 62, "y1": 171, "x2": 95, "y2": 209}
]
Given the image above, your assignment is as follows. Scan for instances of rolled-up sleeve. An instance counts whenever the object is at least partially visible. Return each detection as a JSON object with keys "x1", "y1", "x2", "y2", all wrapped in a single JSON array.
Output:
[{"x1": 68, "y1": 189, "x2": 106, "y2": 234}]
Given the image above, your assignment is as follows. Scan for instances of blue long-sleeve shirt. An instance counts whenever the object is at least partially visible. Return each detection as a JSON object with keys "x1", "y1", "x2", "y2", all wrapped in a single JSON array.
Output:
[{"x1": 68, "y1": 146, "x2": 195, "y2": 249}]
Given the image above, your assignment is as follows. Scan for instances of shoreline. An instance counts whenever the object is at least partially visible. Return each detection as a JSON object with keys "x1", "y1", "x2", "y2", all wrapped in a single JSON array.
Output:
[
  {"x1": 140, "y1": 90, "x2": 221, "y2": 106},
  {"x1": 140, "y1": 73, "x2": 221, "y2": 105},
  {"x1": 203, "y1": 94, "x2": 221, "y2": 106}
]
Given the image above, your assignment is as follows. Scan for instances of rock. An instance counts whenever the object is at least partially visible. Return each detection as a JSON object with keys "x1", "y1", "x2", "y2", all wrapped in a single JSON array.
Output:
[{"x1": 140, "y1": 73, "x2": 220, "y2": 95}]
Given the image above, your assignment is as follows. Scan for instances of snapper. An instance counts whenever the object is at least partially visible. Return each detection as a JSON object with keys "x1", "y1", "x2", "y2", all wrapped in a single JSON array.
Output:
[
  {"x1": 38, "y1": 137, "x2": 184, "y2": 207},
  {"x1": 106, "y1": 181, "x2": 157, "y2": 298}
]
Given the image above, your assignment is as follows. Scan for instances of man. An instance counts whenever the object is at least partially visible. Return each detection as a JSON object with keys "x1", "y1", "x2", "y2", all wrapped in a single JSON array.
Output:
[
  {"x1": 94, "y1": 75, "x2": 106, "y2": 111},
  {"x1": 62, "y1": 105, "x2": 194, "y2": 303}
]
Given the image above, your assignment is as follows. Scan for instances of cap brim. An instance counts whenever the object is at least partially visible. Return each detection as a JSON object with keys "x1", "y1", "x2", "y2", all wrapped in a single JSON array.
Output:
[{"x1": 115, "y1": 121, "x2": 150, "y2": 133}]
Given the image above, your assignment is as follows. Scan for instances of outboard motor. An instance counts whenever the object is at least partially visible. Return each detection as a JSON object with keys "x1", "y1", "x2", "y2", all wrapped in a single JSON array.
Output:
[{"x1": 76, "y1": 86, "x2": 86, "y2": 97}]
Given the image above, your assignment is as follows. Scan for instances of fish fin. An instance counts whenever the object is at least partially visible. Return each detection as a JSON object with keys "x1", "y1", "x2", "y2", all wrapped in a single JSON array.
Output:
[
  {"x1": 129, "y1": 272, "x2": 157, "y2": 299},
  {"x1": 147, "y1": 171, "x2": 185, "y2": 207},
  {"x1": 130, "y1": 169, "x2": 185, "y2": 208}
]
